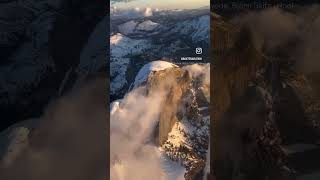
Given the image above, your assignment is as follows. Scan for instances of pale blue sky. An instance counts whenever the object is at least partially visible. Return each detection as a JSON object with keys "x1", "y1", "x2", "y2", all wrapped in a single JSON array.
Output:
[{"x1": 112, "y1": 0, "x2": 209, "y2": 10}]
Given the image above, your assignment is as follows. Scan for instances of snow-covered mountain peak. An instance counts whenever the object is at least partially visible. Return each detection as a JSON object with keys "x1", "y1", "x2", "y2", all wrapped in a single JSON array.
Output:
[
  {"x1": 118, "y1": 20, "x2": 138, "y2": 35},
  {"x1": 133, "y1": 61, "x2": 178, "y2": 88},
  {"x1": 136, "y1": 20, "x2": 160, "y2": 31}
]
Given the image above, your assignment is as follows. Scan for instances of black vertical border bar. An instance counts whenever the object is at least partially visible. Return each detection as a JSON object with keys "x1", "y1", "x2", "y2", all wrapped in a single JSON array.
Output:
[
  {"x1": 107, "y1": 0, "x2": 110, "y2": 179},
  {"x1": 209, "y1": 1, "x2": 214, "y2": 179},
  {"x1": 209, "y1": 2, "x2": 214, "y2": 178}
]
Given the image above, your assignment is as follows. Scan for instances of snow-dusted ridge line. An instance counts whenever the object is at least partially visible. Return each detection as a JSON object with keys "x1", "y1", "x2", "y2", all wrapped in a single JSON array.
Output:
[{"x1": 118, "y1": 20, "x2": 160, "y2": 35}]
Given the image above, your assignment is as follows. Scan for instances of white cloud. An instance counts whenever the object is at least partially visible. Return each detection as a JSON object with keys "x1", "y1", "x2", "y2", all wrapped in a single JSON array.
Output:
[{"x1": 144, "y1": 7, "x2": 153, "y2": 17}]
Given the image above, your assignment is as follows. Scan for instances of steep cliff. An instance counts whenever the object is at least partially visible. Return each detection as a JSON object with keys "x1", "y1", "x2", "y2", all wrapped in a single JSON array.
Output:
[
  {"x1": 147, "y1": 68, "x2": 191, "y2": 145},
  {"x1": 147, "y1": 65, "x2": 210, "y2": 179},
  {"x1": 110, "y1": 61, "x2": 210, "y2": 180}
]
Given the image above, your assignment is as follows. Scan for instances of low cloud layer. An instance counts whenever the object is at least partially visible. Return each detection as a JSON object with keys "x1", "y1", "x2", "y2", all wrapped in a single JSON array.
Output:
[
  {"x1": 183, "y1": 63, "x2": 210, "y2": 85},
  {"x1": 110, "y1": 86, "x2": 166, "y2": 180},
  {"x1": 144, "y1": 7, "x2": 153, "y2": 17}
]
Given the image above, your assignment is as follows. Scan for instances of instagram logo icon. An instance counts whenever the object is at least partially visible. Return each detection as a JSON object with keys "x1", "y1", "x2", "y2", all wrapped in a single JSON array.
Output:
[{"x1": 196, "y1": 47, "x2": 202, "y2": 55}]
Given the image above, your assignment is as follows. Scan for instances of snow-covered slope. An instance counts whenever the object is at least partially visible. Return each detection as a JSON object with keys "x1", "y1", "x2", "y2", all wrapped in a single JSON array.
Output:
[
  {"x1": 172, "y1": 15, "x2": 210, "y2": 43},
  {"x1": 110, "y1": 33, "x2": 152, "y2": 95},
  {"x1": 162, "y1": 105, "x2": 210, "y2": 168},
  {"x1": 110, "y1": 33, "x2": 151, "y2": 58},
  {"x1": 133, "y1": 61, "x2": 178, "y2": 88},
  {"x1": 110, "y1": 58, "x2": 130, "y2": 95}
]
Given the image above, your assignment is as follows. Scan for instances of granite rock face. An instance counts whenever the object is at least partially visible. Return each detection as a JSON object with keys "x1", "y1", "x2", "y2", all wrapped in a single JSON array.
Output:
[
  {"x1": 110, "y1": 62, "x2": 210, "y2": 180},
  {"x1": 146, "y1": 68, "x2": 192, "y2": 146}
]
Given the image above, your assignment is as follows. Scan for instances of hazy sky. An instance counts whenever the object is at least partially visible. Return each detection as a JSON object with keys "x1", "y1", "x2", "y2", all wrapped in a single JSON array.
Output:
[{"x1": 111, "y1": 0, "x2": 209, "y2": 10}]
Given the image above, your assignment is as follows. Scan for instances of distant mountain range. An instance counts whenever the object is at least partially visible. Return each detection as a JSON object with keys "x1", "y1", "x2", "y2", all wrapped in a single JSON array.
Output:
[{"x1": 110, "y1": 8, "x2": 210, "y2": 101}]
